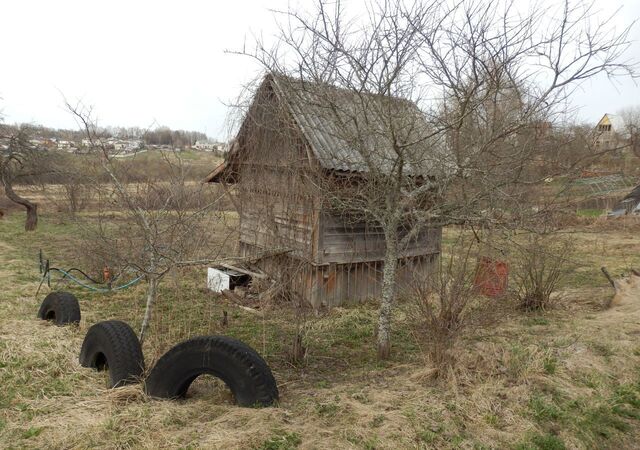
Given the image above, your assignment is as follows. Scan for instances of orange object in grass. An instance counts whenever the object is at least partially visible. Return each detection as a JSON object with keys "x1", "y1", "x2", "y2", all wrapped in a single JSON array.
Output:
[{"x1": 474, "y1": 256, "x2": 508, "y2": 298}]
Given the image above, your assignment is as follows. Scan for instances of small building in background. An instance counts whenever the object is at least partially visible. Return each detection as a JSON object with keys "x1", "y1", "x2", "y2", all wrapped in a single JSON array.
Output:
[
  {"x1": 57, "y1": 140, "x2": 72, "y2": 150},
  {"x1": 195, "y1": 140, "x2": 217, "y2": 151},
  {"x1": 595, "y1": 113, "x2": 626, "y2": 151}
]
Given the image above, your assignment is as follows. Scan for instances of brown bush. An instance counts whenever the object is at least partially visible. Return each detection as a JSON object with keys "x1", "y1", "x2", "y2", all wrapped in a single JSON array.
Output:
[
  {"x1": 409, "y1": 233, "x2": 498, "y2": 373},
  {"x1": 510, "y1": 233, "x2": 576, "y2": 311},
  {"x1": 587, "y1": 215, "x2": 640, "y2": 232}
]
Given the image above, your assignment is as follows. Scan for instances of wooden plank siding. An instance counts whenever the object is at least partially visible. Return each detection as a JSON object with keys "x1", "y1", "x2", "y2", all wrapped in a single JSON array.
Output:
[
  {"x1": 234, "y1": 79, "x2": 322, "y2": 263},
  {"x1": 239, "y1": 207, "x2": 319, "y2": 261},
  {"x1": 241, "y1": 242, "x2": 438, "y2": 307},
  {"x1": 319, "y1": 213, "x2": 441, "y2": 265}
]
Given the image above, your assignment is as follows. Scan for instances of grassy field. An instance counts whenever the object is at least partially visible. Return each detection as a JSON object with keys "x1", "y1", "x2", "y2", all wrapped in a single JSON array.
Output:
[{"x1": 2, "y1": 211, "x2": 640, "y2": 449}]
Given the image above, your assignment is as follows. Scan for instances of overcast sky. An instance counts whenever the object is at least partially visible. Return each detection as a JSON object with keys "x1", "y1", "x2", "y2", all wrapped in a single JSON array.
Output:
[{"x1": 1, "y1": 0, "x2": 639, "y2": 140}]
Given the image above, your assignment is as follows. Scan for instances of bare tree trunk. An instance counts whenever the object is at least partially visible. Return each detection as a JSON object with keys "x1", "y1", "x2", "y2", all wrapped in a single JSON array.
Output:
[
  {"x1": 377, "y1": 230, "x2": 399, "y2": 360},
  {"x1": 139, "y1": 276, "x2": 158, "y2": 343},
  {"x1": 1, "y1": 174, "x2": 38, "y2": 231}
]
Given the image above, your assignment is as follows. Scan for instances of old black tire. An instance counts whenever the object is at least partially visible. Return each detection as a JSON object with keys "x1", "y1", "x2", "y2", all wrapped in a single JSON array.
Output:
[
  {"x1": 37, "y1": 291, "x2": 80, "y2": 325},
  {"x1": 145, "y1": 336, "x2": 279, "y2": 407},
  {"x1": 79, "y1": 320, "x2": 145, "y2": 388}
]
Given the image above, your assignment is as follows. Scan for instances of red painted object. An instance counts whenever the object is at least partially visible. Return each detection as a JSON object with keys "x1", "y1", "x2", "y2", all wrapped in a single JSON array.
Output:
[
  {"x1": 474, "y1": 256, "x2": 509, "y2": 298},
  {"x1": 103, "y1": 266, "x2": 112, "y2": 283}
]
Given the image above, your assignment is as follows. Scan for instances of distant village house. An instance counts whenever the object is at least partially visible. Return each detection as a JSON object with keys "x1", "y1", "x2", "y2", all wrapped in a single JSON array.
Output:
[{"x1": 595, "y1": 113, "x2": 626, "y2": 151}]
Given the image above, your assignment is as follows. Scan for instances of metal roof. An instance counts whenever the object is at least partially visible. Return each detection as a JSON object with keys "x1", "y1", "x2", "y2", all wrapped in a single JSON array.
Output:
[
  {"x1": 597, "y1": 113, "x2": 627, "y2": 136},
  {"x1": 268, "y1": 74, "x2": 453, "y2": 177},
  {"x1": 623, "y1": 184, "x2": 640, "y2": 202}
]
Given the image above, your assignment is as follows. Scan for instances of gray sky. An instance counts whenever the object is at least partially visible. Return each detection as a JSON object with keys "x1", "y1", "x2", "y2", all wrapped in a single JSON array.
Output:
[{"x1": 1, "y1": 0, "x2": 639, "y2": 140}]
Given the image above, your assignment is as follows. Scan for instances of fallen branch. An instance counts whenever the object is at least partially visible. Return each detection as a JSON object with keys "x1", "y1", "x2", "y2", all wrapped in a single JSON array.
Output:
[
  {"x1": 601, "y1": 267, "x2": 620, "y2": 309},
  {"x1": 236, "y1": 304, "x2": 262, "y2": 316},
  {"x1": 601, "y1": 267, "x2": 616, "y2": 289}
]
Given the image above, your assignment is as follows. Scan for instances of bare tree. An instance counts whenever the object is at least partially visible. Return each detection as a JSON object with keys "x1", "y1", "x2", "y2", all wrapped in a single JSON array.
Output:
[
  {"x1": 231, "y1": 0, "x2": 634, "y2": 359},
  {"x1": 510, "y1": 231, "x2": 576, "y2": 311},
  {"x1": 67, "y1": 104, "x2": 235, "y2": 342},
  {"x1": 0, "y1": 125, "x2": 40, "y2": 231},
  {"x1": 618, "y1": 106, "x2": 640, "y2": 157}
]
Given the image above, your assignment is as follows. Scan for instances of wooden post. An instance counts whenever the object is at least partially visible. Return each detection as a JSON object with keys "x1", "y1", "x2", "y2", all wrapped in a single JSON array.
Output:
[{"x1": 601, "y1": 266, "x2": 619, "y2": 309}]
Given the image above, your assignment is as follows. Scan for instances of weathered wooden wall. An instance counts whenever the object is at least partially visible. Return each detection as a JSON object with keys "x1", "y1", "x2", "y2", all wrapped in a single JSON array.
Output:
[
  {"x1": 235, "y1": 81, "x2": 321, "y2": 263},
  {"x1": 319, "y1": 213, "x2": 441, "y2": 264},
  {"x1": 229, "y1": 79, "x2": 442, "y2": 307},
  {"x1": 242, "y1": 241, "x2": 439, "y2": 307}
]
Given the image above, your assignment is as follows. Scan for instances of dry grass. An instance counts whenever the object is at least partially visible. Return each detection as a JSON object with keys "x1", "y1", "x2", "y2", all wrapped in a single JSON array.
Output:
[{"x1": 2, "y1": 212, "x2": 640, "y2": 449}]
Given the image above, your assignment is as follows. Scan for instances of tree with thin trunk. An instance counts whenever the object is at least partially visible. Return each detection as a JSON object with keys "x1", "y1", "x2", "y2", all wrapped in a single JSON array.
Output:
[
  {"x1": 67, "y1": 103, "x2": 234, "y2": 342},
  {"x1": 236, "y1": 0, "x2": 634, "y2": 359}
]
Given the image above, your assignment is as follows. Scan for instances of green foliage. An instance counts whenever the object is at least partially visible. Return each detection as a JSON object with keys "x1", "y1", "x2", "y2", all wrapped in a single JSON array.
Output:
[
  {"x1": 315, "y1": 401, "x2": 340, "y2": 418},
  {"x1": 21, "y1": 427, "x2": 43, "y2": 439},
  {"x1": 529, "y1": 395, "x2": 564, "y2": 423},
  {"x1": 345, "y1": 432, "x2": 379, "y2": 449},
  {"x1": 484, "y1": 413, "x2": 500, "y2": 427},
  {"x1": 255, "y1": 432, "x2": 302, "y2": 450},
  {"x1": 576, "y1": 209, "x2": 604, "y2": 218},
  {"x1": 524, "y1": 379, "x2": 640, "y2": 446},
  {"x1": 370, "y1": 414, "x2": 385, "y2": 428},
  {"x1": 523, "y1": 316, "x2": 551, "y2": 326},
  {"x1": 417, "y1": 430, "x2": 438, "y2": 443},
  {"x1": 2, "y1": 213, "x2": 640, "y2": 449},
  {"x1": 515, "y1": 432, "x2": 566, "y2": 450},
  {"x1": 543, "y1": 355, "x2": 558, "y2": 375}
]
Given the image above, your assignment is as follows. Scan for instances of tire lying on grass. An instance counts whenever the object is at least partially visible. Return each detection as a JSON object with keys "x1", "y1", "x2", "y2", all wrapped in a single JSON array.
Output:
[
  {"x1": 79, "y1": 320, "x2": 145, "y2": 388},
  {"x1": 145, "y1": 336, "x2": 279, "y2": 407},
  {"x1": 37, "y1": 291, "x2": 81, "y2": 325}
]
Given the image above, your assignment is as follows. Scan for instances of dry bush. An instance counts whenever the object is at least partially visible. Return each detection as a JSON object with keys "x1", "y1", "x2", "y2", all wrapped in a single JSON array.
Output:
[
  {"x1": 588, "y1": 215, "x2": 640, "y2": 232},
  {"x1": 0, "y1": 193, "x2": 16, "y2": 212},
  {"x1": 510, "y1": 233, "x2": 576, "y2": 311},
  {"x1": 57, "y1": 181, "x2": 92, "y2": 213},
  {"x1": 410, "y1": 233, "x2": 497, "y2": 373},
  {"x1": 251, "y1": 255, "x2": 315, "y2": 364},
  {"x1": 128, "y1": 181, "x2": 218, "y2": 211}
]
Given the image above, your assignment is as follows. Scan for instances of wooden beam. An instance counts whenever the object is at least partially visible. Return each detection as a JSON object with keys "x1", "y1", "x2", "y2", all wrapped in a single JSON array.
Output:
[{"x1": 218, "y1": 263, "x2": 267, "y2": 279}]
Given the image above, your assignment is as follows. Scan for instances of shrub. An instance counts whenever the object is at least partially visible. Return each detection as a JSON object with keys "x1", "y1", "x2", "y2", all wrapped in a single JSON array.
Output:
[
  {"x1": 511, "y1": 233, "x2": 575, "y2": 311},
  {"x1": 410, "y1": 232, "x2": 496, "y2": 372}
]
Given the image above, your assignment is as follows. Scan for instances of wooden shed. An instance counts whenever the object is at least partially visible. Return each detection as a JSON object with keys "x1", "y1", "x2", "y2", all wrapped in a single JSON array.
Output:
[{"x1": 207, "y1": 74, "x2": 442, "y2": 307}]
